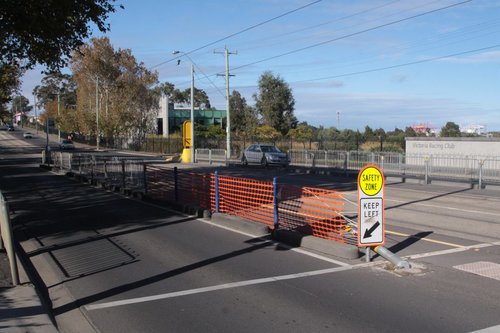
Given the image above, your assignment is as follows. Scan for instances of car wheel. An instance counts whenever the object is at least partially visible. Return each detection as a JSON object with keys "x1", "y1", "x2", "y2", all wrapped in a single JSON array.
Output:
[{"x1": 241, "y1": 155, "x2": 248, "y2": 166}]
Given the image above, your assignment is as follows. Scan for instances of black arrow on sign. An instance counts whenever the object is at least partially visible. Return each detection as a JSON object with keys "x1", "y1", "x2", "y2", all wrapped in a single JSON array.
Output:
[{"x1": 363, "y1": 221, "x2": 380, "y2": 239}]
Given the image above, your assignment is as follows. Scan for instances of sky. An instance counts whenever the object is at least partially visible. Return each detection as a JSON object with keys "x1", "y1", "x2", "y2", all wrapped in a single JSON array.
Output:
[{"x1": 20, "y1": 0, "x2": 500, "y2": 131}]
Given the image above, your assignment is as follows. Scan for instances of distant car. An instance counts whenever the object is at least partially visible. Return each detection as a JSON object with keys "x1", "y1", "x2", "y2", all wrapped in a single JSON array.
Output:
[
  {"x1": 59, "y1": 139, "x2": 75, "y2": 150},
  {"x1": 23, "y1": 132, "x2": 33, "y2": 139},
  {"x1": 7, "y1": 125, "x2": 14, "y2": 131},
  {"x1": 241, "y1": 144, "x2": 289, "y2": 167}
]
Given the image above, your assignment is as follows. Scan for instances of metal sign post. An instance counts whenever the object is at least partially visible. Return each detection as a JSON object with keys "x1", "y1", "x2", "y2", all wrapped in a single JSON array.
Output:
[{"x1": 357, "y1": 164, "x2": 385, "y2": 247}]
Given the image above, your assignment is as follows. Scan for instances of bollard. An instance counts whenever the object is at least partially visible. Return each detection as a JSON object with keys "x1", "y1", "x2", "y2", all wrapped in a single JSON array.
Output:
[
  {"x1": 214, "y1": 170, "x2": 220, "y2": 213},
  {"x1": 373, "y1": 246, "x2": 411, "y2": 269},
  {"x1": 273, "y1": 177, "x2": 279, "y2": 229}
]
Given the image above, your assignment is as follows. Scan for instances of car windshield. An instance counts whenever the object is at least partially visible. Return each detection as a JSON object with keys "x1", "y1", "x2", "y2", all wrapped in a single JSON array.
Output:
[{"x1": 261, "y1": 145, "x2": 280, "y2": 153}]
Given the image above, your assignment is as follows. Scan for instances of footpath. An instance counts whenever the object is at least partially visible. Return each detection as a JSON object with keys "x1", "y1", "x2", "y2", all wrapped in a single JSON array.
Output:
[{"x1": 0, "y1": 252, "x2": 58, "y2": 332}]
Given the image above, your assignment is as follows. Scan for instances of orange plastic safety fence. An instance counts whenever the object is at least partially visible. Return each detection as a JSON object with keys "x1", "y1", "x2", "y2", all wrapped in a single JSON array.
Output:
[
  {"x1": 214, "y1": 175, "x2": 274, "y2": 226},
  {"x1": 278, "y1": 185, "x2": 348, "y2": 243},
  {"x1": 145, "y1": 166, "x2": 350, "y2": 244},
  {"x1": 176, "y1": 171, "x2": 213, "y2": 210}
]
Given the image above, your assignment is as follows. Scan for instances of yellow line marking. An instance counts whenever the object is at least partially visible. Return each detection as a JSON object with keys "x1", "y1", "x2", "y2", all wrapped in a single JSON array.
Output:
[{"x1": 386, "y1": 230, "x2": 465, "y2": 248}]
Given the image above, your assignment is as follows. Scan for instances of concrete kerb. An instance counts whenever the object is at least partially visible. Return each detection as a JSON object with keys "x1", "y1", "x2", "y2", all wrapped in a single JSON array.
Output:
[{"x1": 210, "y1": 213, "x2": 360, "y2": 260}]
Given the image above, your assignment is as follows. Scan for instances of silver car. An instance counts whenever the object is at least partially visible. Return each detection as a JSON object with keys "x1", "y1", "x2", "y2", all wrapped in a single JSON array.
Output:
[{"x1": 241, "y1": 144, "x2": 289, "y2": 167}]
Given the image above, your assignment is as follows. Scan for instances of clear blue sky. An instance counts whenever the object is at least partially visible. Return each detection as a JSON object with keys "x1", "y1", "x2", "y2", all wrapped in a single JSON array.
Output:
[{"x1": 21, "y1": 0, "x2": 500, "y2": 131}]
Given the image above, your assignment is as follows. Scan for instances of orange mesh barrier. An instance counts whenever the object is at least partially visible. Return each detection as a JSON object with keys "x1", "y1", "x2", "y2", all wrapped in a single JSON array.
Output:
[
  {"x1": 176, "y1": 170, "x2": 213, "y2": 210},
  {"x1": 214, "y1": 175, "x2": 274, "y2": 226},
  {"x1": 146, "y1": 166, "x2": 349, "y2": 243},
  {"x1": 278, "y1": 185, "x2": 348, "y2": 242}
]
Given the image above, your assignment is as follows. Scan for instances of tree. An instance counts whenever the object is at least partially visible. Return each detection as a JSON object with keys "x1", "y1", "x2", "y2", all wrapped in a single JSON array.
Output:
[
  {"x1": 254, "y1": 71, "x2": 297, "y2": 135},
  {"x1": 70, "y1": 37, "x2": 159, "y2": 143},
  {"x1": 440, "y1": 121, "x2": 461, "y2": 137},
  {"x1": 156, "y1": 82, "x2": 175, "y2": 97},
  {"x1": 363, "y1": 125, "x2": 375, "y2": 141},
  {"x1": 169, "y1": 87, "x2": 211, "y2": 109},
  {"x1": 404, "y1": 126, "x2": 417, "y2": 137},
  {"x1": 0, "y1": 0, "x2": 121, "y2": 70},
  {"x1": 288, "y1": 123, "x2": 314, "y2": 149},
  {"x1": 34, "y1": 72, "x2": 76, "y2": 108},
  {"x1": 255, "y1": 125, "x2": 281, "y2": 144},
  {"x1": 229, "y1": 90, "x2": 257, "y2": 136},
  {"x1": 0, "y1": 62, "x2": 23, "y2": 122},
  {"x1": 10, "y1": 95, "x2": 32, "y2": 125}
]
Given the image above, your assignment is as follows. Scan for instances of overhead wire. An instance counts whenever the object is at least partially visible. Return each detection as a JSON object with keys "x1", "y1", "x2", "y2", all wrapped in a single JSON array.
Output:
[
  {"x1": 229, "y1": 0, "x2": 473, "y2": 73},
  {"x1": 149, "y1": 0, "x2": 323, "y2": 70},
  {"x1": 293, "y1": 44, "x2": 500, "y2": 83}
]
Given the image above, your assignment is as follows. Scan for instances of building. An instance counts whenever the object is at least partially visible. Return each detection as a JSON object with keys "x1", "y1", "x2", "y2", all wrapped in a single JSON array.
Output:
[
  {"x1": 406, "y1": 137, "x2": 500, "y2": 157},
  {"x1": 460, "y1": 124, "x2": 486, "y2": 136},
  {"x1": 156, "y1": 95, "x2": 227, "y2": 137},
  {"x1": 411, "y1": 123, "x2": 437, "y2": 136}
]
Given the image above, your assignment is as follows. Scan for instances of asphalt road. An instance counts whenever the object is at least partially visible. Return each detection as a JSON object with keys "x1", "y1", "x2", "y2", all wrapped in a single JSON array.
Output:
[{"x1": 1, "y1": 129, "x2": 500, "y2": 333}]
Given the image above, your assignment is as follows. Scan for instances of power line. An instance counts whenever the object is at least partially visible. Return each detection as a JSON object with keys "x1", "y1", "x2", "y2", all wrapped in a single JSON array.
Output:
[
  {"x1": 230, "y1": 0, "x2": 473, "y2": 73},
  {"x1": 291, "y1": 44, "x2": 500, "y2": 83},
  {"x1": 149, "y1": 0, "x2": 322, "y2": 70},
  {"x1": 199, "y1": 43, "x2": 500, "y2": 94}
]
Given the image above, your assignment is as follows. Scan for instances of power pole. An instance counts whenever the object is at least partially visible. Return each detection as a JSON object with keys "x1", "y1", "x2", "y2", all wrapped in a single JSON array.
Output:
[{"x1": 215, "y1": 47, "x2": 237, "y2": 159}]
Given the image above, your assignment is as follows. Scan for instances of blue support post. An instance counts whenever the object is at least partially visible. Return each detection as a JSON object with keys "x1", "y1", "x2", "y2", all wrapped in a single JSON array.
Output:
[
  {"x1": 215, "y1": 170, "x2": 220, "y2": 213},
  {"x1": 273, "y1": 177, "x2": 279, "y2": 229},
  {"x1": 174, "y1": 167, "x2": 178, "y2": 202}
]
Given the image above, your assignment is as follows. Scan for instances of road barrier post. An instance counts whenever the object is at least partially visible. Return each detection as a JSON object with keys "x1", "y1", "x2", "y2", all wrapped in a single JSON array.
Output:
[
  {"x1": 273, "y1": 177, "x2": 279, "y2": 229},
  {"x1": 174, "y1": 167, "x2": 178, "y2": 202},
  {"x1": 478, "y1": 160, "x2": 484, "y2": 189},
  {"x1": 214, "y1": 170, "x2": 220, "y2": 213},
  {"x1": 373, "y1": 246, "x2": 411, "y2": 269}
]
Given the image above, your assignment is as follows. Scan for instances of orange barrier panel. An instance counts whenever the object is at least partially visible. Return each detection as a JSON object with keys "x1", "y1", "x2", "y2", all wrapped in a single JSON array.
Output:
[
  {"x1": 176, "y1": 170, "x2": 213, "y2": 210},
  {"x1": 279, "y1": 185, "x2": 348, "y2": 243},
  {"x1": 145, "y1": 166, "x2": 350, "y2": 244},
  {"x1": 214, "y1": 175, "x2": 274, "y2": 226}
]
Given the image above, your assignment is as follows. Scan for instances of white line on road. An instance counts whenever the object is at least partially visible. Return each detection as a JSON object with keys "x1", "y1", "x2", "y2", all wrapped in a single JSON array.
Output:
[
  {"x1": 197, "y1": 218, "x2": 351, "y2": 267},
  {"x1": 343, "y1": 191, "x2": 500, "y2": 217},
  {"x1": 85, "y1": 265, "x2": 359, "y2": 311},
  {"x1": 406, "y1": 241, "x2": 500, "y2": 260}
]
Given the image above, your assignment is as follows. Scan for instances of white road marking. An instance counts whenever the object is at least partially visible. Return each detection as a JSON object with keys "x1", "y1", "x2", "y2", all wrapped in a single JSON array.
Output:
[
  {"x1": 197, "y1": 218, "x2": 351, "y2": 267},
  {"x1": 85, "y1": 264, "x2": 361, "y2": 311},
  {"x1": 470, "y1": 324, "x2": 500, "y2": 332},
  {"x1": 406, "y1": 241, "x2": 500, "y2": 260},
  {"x1": 386, "y1": 199, "x2": 500, "y2": 217}
]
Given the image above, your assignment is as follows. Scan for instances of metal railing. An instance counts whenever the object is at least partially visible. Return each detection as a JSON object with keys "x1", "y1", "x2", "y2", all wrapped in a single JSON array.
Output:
[
  {"x1": 288, "y1": 150, "x2": 500, "y2": 187},
  {"x1": 49, "y1": 152, "x2": 166, "y2": 193},
  {"x1": 0, "y1": 191, "x2": 19, "y2": 285},
  {"x1": 195, "y1": 148, "x2": 227, "y2": 164}
]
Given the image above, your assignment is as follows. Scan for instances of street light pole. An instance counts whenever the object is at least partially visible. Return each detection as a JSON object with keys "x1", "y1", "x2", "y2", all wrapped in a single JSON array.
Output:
[
  {"x1": 57, "y1": 92, "x2": 61, "y2": 142},
  {"x1": 96, "y1": 76, "x2": 100, "y2": 150},
  {"x1": 190, "y1": 63, "x2": 195, "y2": 163}
]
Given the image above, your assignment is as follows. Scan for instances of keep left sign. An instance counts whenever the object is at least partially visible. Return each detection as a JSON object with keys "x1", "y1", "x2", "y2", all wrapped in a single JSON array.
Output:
[{"x1": 357, "y1": 164, "x2": 385, "y2": 247}]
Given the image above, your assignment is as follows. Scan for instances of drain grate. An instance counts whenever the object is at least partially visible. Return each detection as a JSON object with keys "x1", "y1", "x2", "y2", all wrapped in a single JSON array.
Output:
[
  {"x1": 454, "y1": 261, "x2": 500, "y2": 281},
  {"x1": 51, "y1": 238, "x2": 135, "y2": 277}
]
